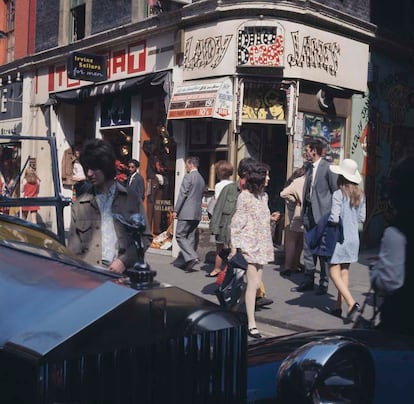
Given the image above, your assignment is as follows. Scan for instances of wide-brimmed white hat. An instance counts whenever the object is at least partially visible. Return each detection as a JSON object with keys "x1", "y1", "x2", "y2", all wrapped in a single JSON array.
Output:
[{"x1": 330, "y1": 158, "x2": 362, "y2": 184}]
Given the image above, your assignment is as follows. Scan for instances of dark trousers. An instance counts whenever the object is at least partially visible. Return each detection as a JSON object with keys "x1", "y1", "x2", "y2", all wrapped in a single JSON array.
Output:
[{"x1": 303, "y1": 205, "x2": 329, "y2": 287}]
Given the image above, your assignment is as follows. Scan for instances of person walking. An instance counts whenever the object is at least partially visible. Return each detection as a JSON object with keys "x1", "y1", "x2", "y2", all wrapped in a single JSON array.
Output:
[
  {"x1": 172, "y1": 156, "x2": 206, "y2": 272},
  {"x1": 370, "y1": 155, "x2": 414, "y2": 336},
  {"x1": 279, "y1": 165, "x2": 307, "y2": 277},
  {"x1": 209, "y1": 158, "x2": 274, "y2": 309},
  {"x1": 326, "y1": 159, "x2": 366, "y2": 322},
  {"x1": 206, "y1": 160, "x2": 234, "y2": 278},
  {"x1": 128, "y1": 159, "x2": 145, "y2": 201},
  {"x1": 67, "y1": 139, "x2": 152, "y2": 273},
  {"x1": 230, "y1": 161, "x2": 275, "y2": 339},
  {"x1": 292, "y1": 138, "x2": 338, "y2": 295}
]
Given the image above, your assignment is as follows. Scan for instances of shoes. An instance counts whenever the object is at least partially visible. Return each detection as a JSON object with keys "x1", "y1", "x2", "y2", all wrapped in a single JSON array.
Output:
[
  {"x1": 345, "y1": 302, "x2": 361, "y2": 322},
  {"x1": 184, "y1": 258, "x2": 200, "y2": 272},
  {"x1": 248, "y1": 327, "x2": 262, "y2": 339},
  {"x1": 206, "y1": 269, "x2": 221, "y2": 277},
  {"x1": 315, "y1": 285, "x2": 328, "y2": 295},
  {"x1": 328, "y1": 307, "x2": 342, "y2": 318},
  {"x1": 291, "y1": 280, "x2": 314, "y2": 292},
  {"x1": 280, "y1": 269, "x2": 292, "y2": 277},
  {"x1": 297, "y1": 263, "x2": 305, "y2": 272},
  {"x1": 255, "y1": 297, "x2": 274, "y2": 307}
]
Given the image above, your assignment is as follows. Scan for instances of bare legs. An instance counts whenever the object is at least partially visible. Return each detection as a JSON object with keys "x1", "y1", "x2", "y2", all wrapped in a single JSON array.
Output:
[
  {"x1": 245, "y1": 264, "x2": 263, "y2": 330},
  {"x1": 22, "y1": 210, "x2": 37, "y2": 224},
  {"x1": 328, "y1": 263, "x2": 356, "y2": 313}
]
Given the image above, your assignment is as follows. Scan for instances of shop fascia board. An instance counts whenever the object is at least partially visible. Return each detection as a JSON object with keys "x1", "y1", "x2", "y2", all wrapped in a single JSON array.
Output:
[{"x1": 0, "y1": 1, "x2": 376, "y2": 77}]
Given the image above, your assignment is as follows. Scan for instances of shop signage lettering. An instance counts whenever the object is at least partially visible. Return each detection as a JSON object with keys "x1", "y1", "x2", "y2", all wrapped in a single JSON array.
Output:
[
  {"x1": 155, "y1": 199, "x2": 173, "y2": 211},
  {"x1": 287, "y1": 31, "x2": 340, "y2": 76},
  {"x1": 237, "y1": 27, "x2": 284, "y2": 67},
  {"x1": 48, "y1": 41, "x2": 146, "y2": 92},
  {"x1": 184, "y1": 35, "x2": 233, "y2": 70},
  {"x1": 67, "y1": 52, "x2": 108, "y2": 82}
]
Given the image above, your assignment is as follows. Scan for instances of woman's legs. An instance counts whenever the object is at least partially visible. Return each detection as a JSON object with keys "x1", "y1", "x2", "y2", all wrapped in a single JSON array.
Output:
[
  {"x1": 213, "y1": 243, "x2": 224, "y2": 272},
  {"x1": 245, "y1": 264, "x2": 263, "y2": 330},
  {"x1": 329, "y1": 263, "x2": 356, "y2": 311}
]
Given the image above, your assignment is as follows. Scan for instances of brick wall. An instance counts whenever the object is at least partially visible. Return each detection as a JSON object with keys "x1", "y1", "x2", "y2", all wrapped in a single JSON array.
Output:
[
  {"x1": 91, "y1": 0, "x2": 131, "y2": 35},
  {"x1": 311, "y1": 0, "x2": 370, "y2": 22},
  {"x1": 35, "y1": 0, "x2": 59, "y2": 53}
]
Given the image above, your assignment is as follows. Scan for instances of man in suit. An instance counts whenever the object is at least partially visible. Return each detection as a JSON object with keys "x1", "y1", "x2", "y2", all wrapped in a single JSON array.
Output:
[
  {"x1": 128, "y1": 159, "x2": 145, "y2": 201},
  {"x1": 173, "y1": 156, "x2": 206, "y2": 272},
  {"x1": 292, "y1": 138, "x2": 338, "y2": 295}
]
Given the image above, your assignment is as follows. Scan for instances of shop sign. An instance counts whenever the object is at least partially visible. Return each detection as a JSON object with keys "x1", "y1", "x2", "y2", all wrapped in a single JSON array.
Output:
[
  {"x1": 67, "y1": 52, "x2": 108, "y2": 82},
  {"x1": 237, "y1": 25, "x2": 285, "y2": 68},
  {"x1": 167, "y1": 77, "x2": 233, "y2": 120},
  {"x1": 242, "y1": 82, "x2": 286, "y2": 123}
]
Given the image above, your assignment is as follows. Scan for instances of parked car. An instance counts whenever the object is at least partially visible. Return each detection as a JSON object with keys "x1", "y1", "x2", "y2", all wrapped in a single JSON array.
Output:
[{"x1": 1, "y1": 135, "x2": 412, "y2": 403}]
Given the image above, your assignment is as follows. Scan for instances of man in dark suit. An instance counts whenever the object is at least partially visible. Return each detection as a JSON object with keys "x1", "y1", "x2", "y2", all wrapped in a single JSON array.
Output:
[
  {"x1": 173, "y1": 156, "x2": 206, "y2": 272},
  {"x1": 292, "y1": 138, "x2": 338, "y2": 295},
  {"x1": 128, "y1": 159, "x2": 145, "y2": 201}
]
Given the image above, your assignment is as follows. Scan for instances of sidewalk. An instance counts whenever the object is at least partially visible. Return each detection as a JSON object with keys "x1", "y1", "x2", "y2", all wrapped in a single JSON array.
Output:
[{"x1": 146, "y1": 247, "x2": 379, "y2": 332}]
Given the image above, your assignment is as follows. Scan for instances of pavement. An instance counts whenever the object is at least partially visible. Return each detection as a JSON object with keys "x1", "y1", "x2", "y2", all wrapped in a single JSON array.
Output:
[{"x1": 146, "y1": 246, "x2": 380, "y2": 333}]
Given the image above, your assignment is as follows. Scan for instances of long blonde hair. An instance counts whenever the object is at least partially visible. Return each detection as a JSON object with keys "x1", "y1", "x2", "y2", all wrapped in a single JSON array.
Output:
[{"x1": 338, "y1": 175, "x2": 363, "y2": 207}]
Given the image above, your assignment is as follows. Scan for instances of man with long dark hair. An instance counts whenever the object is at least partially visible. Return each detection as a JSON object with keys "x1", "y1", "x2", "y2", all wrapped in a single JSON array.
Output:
[{"x1": 68, "y1": 139, "x2": 152, "y2": 273}]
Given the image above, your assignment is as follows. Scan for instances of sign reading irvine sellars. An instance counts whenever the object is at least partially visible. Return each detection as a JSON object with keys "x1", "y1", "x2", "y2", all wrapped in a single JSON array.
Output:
[{"x1": 67, "y1": 52, "x2": 108, "y2": 82}]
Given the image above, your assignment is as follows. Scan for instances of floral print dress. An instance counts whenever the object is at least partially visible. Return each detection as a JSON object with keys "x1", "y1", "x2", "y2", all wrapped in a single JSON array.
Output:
[{"x1": 231, "y1": 190, "x2": 274, "y2": 265}]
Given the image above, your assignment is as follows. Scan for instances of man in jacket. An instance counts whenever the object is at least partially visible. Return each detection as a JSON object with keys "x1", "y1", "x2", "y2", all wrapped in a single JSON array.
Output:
[
  {"x1": 128, "y1": 159, "x2": 145, "y2": 201},
  {"x1": 292, "y1": 138, "x2": 338, "y2": 295},
  {"x1": 68, "y1": 139, "x2": 152, "y2": 273},
  {"x1": 173, "y1": 156, "x2": 206, "y2": 272}
]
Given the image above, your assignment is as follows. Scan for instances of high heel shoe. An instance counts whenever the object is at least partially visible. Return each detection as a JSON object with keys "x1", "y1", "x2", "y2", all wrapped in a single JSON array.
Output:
[
  {"x1": 345, "y1": 302, "x2": 361, "y2": 323},
  {"x1": 328, "y1": 307, "x2": 342, "y2": 318},
  {"x1": 248, "y1": 327, "x2": 262, "y2": 339}
]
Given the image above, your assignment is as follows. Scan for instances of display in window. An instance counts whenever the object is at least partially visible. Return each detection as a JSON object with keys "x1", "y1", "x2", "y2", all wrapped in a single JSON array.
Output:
[{"x1": 302, "y1": 113, "x2": 344, "y2": 164}]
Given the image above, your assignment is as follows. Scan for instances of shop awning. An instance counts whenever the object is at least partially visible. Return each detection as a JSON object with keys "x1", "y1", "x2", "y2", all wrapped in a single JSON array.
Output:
[
  {"x1": 167, "y1": 77, "x2": 233, "y2": 120},
  {"x1": 46, "y1": 71, "x2": 170, "y2": 105}
]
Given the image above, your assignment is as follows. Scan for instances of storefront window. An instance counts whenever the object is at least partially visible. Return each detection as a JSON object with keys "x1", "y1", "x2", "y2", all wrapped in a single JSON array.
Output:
[{"x1": 299, "y1": 112, "x2": 345, "y2": 164}]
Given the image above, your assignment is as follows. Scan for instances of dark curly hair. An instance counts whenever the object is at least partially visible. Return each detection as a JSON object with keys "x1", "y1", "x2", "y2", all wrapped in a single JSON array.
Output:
[
  {"x1": 245, "y1": 161, "x2": 269, "y2": 196},
  {"x1": 79, "y1": 139, "x2": 117, "y2": 180}
]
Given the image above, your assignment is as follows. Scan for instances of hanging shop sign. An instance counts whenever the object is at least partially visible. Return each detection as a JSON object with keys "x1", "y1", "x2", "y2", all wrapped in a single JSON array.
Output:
[
  {"x1": 67, "y1": 52, "x2": 108, "y2": 82},
  {"x1": 167, "y1": 77, "x2": 233, "y2": 120}
]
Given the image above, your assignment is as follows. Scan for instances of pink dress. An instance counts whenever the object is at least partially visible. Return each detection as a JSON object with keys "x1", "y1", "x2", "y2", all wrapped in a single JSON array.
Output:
[{"x1": 231, "y1": 190, "x2": 274, "y2": 265}]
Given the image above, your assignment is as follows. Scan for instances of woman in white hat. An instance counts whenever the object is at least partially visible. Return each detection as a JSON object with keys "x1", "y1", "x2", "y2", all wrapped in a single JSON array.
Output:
[{"x1": 327, "y1": 158, "x2": 366, "y2": 322}]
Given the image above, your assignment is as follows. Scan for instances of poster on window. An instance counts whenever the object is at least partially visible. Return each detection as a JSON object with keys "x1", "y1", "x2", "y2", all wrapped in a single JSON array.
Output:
[{"x1": 301, "y1": 113, "x2": 345, "y2": 164}]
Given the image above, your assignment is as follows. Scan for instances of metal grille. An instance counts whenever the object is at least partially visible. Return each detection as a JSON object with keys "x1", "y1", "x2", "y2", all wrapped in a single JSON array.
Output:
[{"x1": 38, "y1": 326, "x2": 247, "y2": 404}]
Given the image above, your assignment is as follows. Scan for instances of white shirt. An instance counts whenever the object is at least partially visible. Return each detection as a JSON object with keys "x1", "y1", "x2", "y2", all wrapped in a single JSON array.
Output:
[
  {"x1": 95, "y1": 182, "x2": 117, "y2": 265},
  {"x1": 214, "y1": 179, "x2": 233, "y2": 199},
  {"x1": 370, "y1": 226, "x2": 406, "y2": 294}
]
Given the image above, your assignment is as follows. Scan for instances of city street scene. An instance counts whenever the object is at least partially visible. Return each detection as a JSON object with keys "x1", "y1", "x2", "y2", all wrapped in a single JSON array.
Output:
[{"x1": 0, "y1": 0, "x2": 413, "y2": 403}]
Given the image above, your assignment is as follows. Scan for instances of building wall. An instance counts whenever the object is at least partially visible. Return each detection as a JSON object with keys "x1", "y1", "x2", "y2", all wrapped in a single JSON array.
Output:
[
  {"x1": 35, "y1": 0, "x2": 59, "y2": 52},
  {"x1": 91, "y1": 0, "x2": 132, "y2": 34},
  {"x1": 313, "y1": 0, "x2": 371, "y2": 22}
]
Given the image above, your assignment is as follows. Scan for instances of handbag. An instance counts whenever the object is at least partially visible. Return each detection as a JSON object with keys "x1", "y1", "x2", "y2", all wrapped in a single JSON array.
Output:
[{"x1": 352, "y1": 288, "x2": 379, "y2": 330}]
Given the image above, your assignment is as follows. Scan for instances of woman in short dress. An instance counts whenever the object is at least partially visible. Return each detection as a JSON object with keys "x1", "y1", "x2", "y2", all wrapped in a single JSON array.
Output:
[
  {"x1": 231, "y1": 161, "x2": 275, "y2": 338},
  {"x1": 328, "y1": 159, "x2": 366, "y2": 322}
]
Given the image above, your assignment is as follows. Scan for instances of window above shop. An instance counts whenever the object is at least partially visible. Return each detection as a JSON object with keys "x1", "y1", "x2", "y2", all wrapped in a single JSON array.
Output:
[{"x1": 69, "y1": 0, "x2": 86, "y2": 42}]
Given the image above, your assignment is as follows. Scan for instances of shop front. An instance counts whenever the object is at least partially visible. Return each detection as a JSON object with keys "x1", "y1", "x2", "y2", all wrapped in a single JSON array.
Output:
[
  {"x1": 31, "y1": 33, "x2": 177, "y2": 244},
  {"x1": 168, "y1": 16, "x2": 369, "y2": 257}
]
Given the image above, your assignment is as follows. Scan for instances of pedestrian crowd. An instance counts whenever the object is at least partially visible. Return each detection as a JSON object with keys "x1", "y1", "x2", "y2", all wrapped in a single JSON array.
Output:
[{"x1": 18, "y1": 135, "x2": 411, "y2": 340}]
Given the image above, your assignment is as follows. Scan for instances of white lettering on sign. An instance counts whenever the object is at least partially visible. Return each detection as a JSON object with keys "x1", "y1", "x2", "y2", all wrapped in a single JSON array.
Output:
[
  {"x1": 184, "y1": 35, "x2": 233, "y2": 70},
  {"x1": 237, "y1": 27, "x2": 284, "y2": 67},
  {"x1": 287, "y1": 31, "x2": 340, "y2": 76}
]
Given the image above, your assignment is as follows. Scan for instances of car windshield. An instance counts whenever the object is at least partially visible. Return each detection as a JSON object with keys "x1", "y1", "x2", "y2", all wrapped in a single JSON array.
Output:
[{"x1": 0, "y1": 135, "x2": 70, "y2": 244}]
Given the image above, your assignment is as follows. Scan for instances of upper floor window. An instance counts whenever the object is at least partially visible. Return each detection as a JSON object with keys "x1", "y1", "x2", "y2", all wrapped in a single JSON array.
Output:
[
  {"x1": 70, "y1": 0, "x2": 85, "y2": 42},
  {"x1": 5, "y1": 0, "x2": 15, "y2": 62}
]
